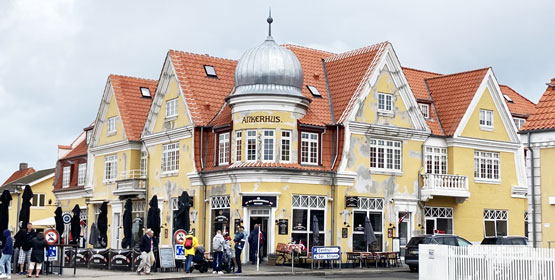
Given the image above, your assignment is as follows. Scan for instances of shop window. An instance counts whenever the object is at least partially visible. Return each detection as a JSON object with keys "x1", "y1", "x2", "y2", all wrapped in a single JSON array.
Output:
[
  {"x1": 378, "y1": 93, "x2": 393, "y2": 112},
  {"x1": 131, "y1": 201, "x2": 146, "y2": 248},
  {"x1": 425, "y1": 207, "x2": 453, "y2": 234},
  {"x1": 281, "y1": 130, "x2": 291, "y2": 162},
  {"x1": 474, "y1": 151, "x2": 500, "y2": 181},
  {"x1": 104, "y1": 155, "x2": 117, "y2": 182},
  {"x1": 235, "y1": 131, "x2": 242, "y2": 162},
  {"x1": 425, "y1": 147, "x2": 447, "y2": 174},
  {"x1": 211, "y1": 196, "x2": 231, "y2": 237},
  {"x1": 479, "y1": 109, "x2": 493, "y2": 129},
  {"x1": 218, "y1": 132, "x2": 230, "y2": 165},
  {"x1": 263, "y1": 130, "x2": 275, "y2": 161},
  {"x1": 484, "y1": 209, "x2": 508, "y2": 237},
  {"x1": 352, "y1": 198, "x2": 384, "y2": 252},
  {"x1": 62, "y1": 166, "x2": 71, "y2": 188},
  {"x1": 162, "y1": 143, "x2": 179, "y2": 173},
  {"x1": 370, "y1": 139, "x2": 402, "y2": 172},
  {"x1": 246, "y1": 130, "x2": 257, "y2": 161},
  {"x1": 166, "y1": 99, "x2": 178, "y2": 118},
  {"x1": 291, "y1": 195, "x2": 326, "y2": 250},
  {"x1": 300, "y1": 132, "x2": 318, "y2": 165},
  {"x1": 77, "y1": 163, "x2": 87, "y2": 186}
]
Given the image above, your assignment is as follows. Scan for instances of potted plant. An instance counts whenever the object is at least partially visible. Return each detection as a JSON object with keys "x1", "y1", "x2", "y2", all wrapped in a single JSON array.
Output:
[{"x1": 267, "y1": 253, "x2": 278, "y2": 266}]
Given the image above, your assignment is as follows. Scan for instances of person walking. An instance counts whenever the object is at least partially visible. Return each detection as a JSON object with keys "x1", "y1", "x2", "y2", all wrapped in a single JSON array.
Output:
[
  {"x1": 183, "y1": 231, "x2": 198, "y2": 273},
  {"x1": 211, "y1": 230, "x2": 225, "y2": 274},
  {"x1": 136, "y1": 229, "x2": 154, "y2": 275},
  {"x1": 28, "y1": 232, "x2": 47, "y2": 278},
  {"x1": 15, "y1": 223, "x2": 35, "y2": 275},
  {"x1": 248, "y1": 224, "x2": 263, "y2": 265},
  {"x1": 0, "y1": 229, "x2": 14, "y2": 279},
  {"x1": 233, "y1": 226, "x2": 246, "y2": 273}
]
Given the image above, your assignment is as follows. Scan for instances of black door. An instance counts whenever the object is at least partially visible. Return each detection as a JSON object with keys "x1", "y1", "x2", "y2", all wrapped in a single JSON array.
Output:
[{"x1": 249, "y1": 217, "x2": 268, "y2": 258}]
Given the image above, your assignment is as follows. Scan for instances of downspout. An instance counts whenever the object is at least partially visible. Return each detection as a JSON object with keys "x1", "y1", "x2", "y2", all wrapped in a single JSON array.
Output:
[
  {"x1": 528, "y1": 131, "x2": 537, "y2": 248},
  {"x1": 199, "y1": 126, "x2": 210, "y2": 246},
  {"x1": 418, "y1": 141, "x2": 427, "y2": 234}
]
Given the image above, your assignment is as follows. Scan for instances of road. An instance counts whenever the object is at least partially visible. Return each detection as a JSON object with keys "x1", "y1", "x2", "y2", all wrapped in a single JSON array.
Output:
[{"x1": 194, "y1": 271, "x2": 418, "y2": 280}]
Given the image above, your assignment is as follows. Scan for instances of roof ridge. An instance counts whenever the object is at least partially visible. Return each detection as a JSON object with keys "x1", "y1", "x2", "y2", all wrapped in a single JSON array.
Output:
[
  {"x1": 425, "y1": 67, "x2": 490, "y2": 81},
  {"x1": 169, "y1": 49, "x2": 238, "y2": 63},
  {"x1": 109, "y1": 74, "x2": 157, "y2": 83},
  {"x1": 282, "y1": 44, "x2": 336, "y2": 55},
  {"x1": 499, "y1": 84, "x2": 536, "y2": 105},
  {"x1": 402, "y1": 66, "x2": 443, "y2": 76},
  {"x1": 325, "y1": 41, "x2": 389, "y2": 63}
]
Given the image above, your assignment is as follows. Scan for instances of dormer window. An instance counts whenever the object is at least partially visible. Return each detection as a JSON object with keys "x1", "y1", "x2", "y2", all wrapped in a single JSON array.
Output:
[
  {"x1": 419, "y1": 103, "x2": 429, "y2": 119},
  {"x1": 307, "y1": 85, "x2": 321, "y2": 97},
  {"x1": 218, "y1": 132, "x2": 230, "y2": 165},
  {"x1": 140, "y1": 87, "x2": 151, "y2": 98},
  {"x1": 301, "y1": 132, "x2": 318, "y2": 165},
  {"x1": 378, "y1": 93, "x2": 393, "y2": 112},
  {"x1": 62, "y1": 166, "x2": 70, "y2": 188},
  {"x1": 204, "y1": 65, "x2": 217, "y2": 78}
]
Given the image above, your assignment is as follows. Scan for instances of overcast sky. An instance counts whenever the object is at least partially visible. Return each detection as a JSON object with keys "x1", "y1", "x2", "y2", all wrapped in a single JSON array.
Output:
[{"x1": 0, "y1": 0, "x2": 554, "y2": 181}]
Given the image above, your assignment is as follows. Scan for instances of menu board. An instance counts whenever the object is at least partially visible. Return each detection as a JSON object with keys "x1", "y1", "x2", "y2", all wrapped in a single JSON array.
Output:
[{"x1": 158, "y1": 247, "x2": 175, "y2": 268}]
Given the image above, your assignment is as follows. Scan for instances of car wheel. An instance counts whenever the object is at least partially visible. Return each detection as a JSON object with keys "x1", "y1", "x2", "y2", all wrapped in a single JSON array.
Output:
[{"x1": 409, "y1": 265, "x2": 418, "y2": 272}]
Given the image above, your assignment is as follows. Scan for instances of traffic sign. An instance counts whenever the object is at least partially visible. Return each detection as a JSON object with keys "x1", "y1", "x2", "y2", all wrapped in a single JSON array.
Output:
[
  {"x1": 312, "y1": 246, "x2": 341, "y2": 260},
  {"x1": 174, "y1": 229, "x2": 186, "y2": 244},
  {"x1": 44, "y1": 229, "x2": 59, "y2": 245},
  {"x1": 175, "y1": 244, "x2": 185, "y2": 260},
  {"x1": 46, "y1": 246, "x2": 58, "y2": 261},
  {"x1": 62, "y1": 213, "x2": 72, "y2": 224}
]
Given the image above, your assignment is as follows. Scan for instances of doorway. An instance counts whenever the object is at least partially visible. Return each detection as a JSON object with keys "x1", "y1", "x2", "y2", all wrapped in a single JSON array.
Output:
[
  {"x1": 398, "y1": 212, "x2": 411, "y2": 258},
  {"x1": 248, "y1": 208, "x2": 271, "y2": 260}
]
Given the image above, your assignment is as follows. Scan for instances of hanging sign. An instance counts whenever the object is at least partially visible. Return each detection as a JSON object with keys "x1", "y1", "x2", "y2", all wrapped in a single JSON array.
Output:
[
  {"x1": 242, "y1": 196, "x2": 277, "y2": 207},
  {"x1": 174, "y1": 229, "x2": 187, "y2": 244},
  {"x1": 62, "y1": 213, "x2": 72, "y2": 224},
  {"x1": 44, "y1": 229, "x2": 59, "y2": 245},
  {"x1": 345, "y1": 197, "x2": 359, "y2": 207},
  {"x1": 312, "y1": 246, "x2": 341, "y2": 260},
  {"x1": 278, "y1": 219, "x2": 288, "y2": 235}
]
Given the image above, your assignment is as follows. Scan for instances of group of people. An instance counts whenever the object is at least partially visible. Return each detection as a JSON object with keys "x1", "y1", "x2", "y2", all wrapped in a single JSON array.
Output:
[
  {"x1": 136, "y1": 224, "x2": 266, "y2": 275},
  {"x1": 0, "y1": 223, "x2": 49, "y2": 279}
]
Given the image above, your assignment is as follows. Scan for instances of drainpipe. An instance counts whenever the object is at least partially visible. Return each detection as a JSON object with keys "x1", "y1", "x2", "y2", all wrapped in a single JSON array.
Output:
[
  {"x1": 528, "y1": 132, "x2": 537, "y2": 248},
  {"x1": 199, "y1": 126, "x2": 209, "y2": 246},
  {"x1": 418, "y1": 141, "x2": 427, "y2": 234}
]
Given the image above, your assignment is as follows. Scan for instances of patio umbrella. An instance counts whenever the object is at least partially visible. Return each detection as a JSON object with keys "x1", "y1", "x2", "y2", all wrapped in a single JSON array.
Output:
[
  {"x1": 97, "y1": 201, "x2": 108, "y2": 248},
  {"x1": 0, "y1": 190, "x2": 12, "y2": 246},
  {"x1": 312, "y1": 215, "x2": 319, "y2": 246},
  {"x1": 147, "y1": 195, "x2": 161, "y2": 247},
  {"x1": 174, "y1": 191, "x2": 190, "y2": 232},
  {"x1": 121, "y1": 199, "x2": 132, "y2": 248},
  {"x1": 70, "y1": 204, "x2": 81, "y2": 244},
  {"x1": 54, "y1": 207, "x2": 64, "y2": 239},
  {"x1": 364, "y1": 216, "x2": 377, "y2": 250},
  {"x1": 18, "y1": 185, "x2": 33, "y2": 229}
]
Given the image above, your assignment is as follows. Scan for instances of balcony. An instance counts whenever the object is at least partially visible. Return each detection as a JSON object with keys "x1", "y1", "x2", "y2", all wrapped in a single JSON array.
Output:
[
  {"x1": 114, "y1": 169, "x2": 146, "y2": 198},
  {"x1": 421, "y1": 173, "x2": 470, "y2": 203}
]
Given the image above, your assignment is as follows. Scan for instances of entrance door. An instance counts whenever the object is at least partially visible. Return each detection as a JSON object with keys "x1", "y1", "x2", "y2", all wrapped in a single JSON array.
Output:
[
  {"x1": 113, "y1": 213, "x2": 121, "y2": 249},
  {"x1": 249, "y1": 216, "x2": 268, "y2": 258},
  {"x1": 398, "y1": 212, "x2": 410, "y2": 258}
]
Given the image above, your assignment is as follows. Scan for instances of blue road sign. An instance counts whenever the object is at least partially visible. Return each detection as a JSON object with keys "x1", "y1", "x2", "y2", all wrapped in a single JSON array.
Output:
[
  {"x1": 175, "y1": 244, "x2": 185, "y2": 260},
  {"x1": 312, "y1": 246, "x2": 341, "y2": 260},
  {"x1": 46, "y1": 246, "x2": 58, "y2": 261}
]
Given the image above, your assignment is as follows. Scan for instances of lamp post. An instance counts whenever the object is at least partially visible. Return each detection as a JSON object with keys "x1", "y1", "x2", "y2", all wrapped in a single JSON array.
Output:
[{"x1": 13, "y1": 183, "x2": 25, "y2": 230}]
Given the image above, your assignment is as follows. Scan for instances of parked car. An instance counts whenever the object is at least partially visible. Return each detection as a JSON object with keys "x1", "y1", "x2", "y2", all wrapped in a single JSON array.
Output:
[
  {"x1": 405, "y1": 234, "x2": 472, "y2": 272},
  {"x1": 481, "y1": 236, "x2": 528, "y2": 245}
]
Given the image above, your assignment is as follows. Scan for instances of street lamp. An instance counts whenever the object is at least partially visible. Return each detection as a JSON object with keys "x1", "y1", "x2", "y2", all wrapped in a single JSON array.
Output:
[{"x1": 13, "y1": 183, "x2": 25, "y2": 230}]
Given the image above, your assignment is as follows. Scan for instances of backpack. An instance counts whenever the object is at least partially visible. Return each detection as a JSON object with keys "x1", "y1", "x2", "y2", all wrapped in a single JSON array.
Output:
[
  {"x1": 212, "y1": 236, "x2": 223, "y2": 252},
  {"x1": 184, "y1": 236, "x2": 193, "y2": 250}
]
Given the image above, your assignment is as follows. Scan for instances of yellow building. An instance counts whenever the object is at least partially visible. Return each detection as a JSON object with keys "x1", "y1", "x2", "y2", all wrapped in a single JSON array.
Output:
[{"x1": 520, "y1": 78, "x2": 555, "y2": 248}]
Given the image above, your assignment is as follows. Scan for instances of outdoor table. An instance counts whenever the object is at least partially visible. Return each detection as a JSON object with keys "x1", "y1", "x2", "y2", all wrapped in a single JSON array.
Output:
[
  {"x1": 374, "y1": 251, "x2": 399, "y2": 267},
  {"x1": 285, "y1": 243, "x2": 305, "y2": 272},
  {"x1": 360, "y1": 252, "x2": 376, "y2": 268}
]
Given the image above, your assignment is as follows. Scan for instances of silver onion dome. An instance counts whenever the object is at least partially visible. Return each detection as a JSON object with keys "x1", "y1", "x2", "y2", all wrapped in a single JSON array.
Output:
[{"x1": 233, "y1": 14, "x2": 304, "y2": 96}]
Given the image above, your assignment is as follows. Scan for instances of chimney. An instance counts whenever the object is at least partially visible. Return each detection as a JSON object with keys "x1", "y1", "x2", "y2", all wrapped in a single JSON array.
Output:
[{"x1": 19, "y1": 162, "x2": 28, "y2": 171}]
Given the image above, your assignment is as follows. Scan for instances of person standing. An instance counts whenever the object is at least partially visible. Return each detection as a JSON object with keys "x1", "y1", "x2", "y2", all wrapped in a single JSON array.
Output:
[
  {"x1": 0, "y1": 229, "x2": 13, "y2": 279},
  {"x1": 182, "y1": 231, "x2": 198, "y2": 274},
  {"x1": 211, "y1": 230, "x2": 225, "y2": 274},
  {"x1": 136, "y1": 229, "x2": 154, "y2": 275},
  {"x1": 233, "y1": 226, "x2": 246, "y2": 273},
  {"x1": 248, "y1": 224, "x2": 262, "y2": 265},
  {"x1": 15, "y1": 223, "x2": 35, "y2": 275},
  {"x1": 28, "y1": 232, "x2": 47, "y2": 278}
]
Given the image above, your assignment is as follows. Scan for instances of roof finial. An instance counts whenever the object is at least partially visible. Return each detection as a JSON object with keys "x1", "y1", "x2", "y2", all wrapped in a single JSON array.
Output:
[{"x1": 267, "y1": 7, "x2": 273, "y2": 38}]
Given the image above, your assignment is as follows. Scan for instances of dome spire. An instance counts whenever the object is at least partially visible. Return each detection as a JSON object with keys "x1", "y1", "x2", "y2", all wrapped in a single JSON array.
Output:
[{"x1": 267, "y1": 8, "x2": 273, "y2": 38}]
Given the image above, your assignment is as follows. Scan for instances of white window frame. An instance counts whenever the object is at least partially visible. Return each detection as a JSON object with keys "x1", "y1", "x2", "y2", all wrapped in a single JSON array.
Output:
[
  {"x1": 281, "y1": 130, "x2": 291, "y2": 162},
  {"x1": 377, "y1": 93, "x2": 393, "y2": 113},
  {"x1": 209, "y1": 196, "x2": 231, "y2": 247},
  {"x1": 425, "y1": 146, "x2": 447, "y2": 174},
  {"x1": 77, "y1": 163, "x2": 87, "y2": 186},
  {"x1": 474, "y1": 150, "x2": 500, "y2": 182},
  {"x1": 107, "y1": 117, "x2": 117, "y2": 135},
  {"x1": 513, "y1": 117, "x2": 526, "y2": 130},
  {"x1": 263, "y1": 130, "x2": 275, "y2": 162},
  {"x1": 140, "y1": 152, "x2": 147, "y2": 178},
  {"x1": 31, "y1": 193, "x2": 46, "y2": 208},
  {"x1": 424, "y1": 207, "x2": 454, "y2": 234},
  {"x1": 370, "y1": 139, "x2": 402, "y2": 172},
  {"x1": 301, "y1": 132, "x2": 319, "y2": 165},
  {"x1": 291, "y1": 195, "x2": 326, "y2": 250},
  {"x1": 352, "y1": 198, "x2": 384, "y2": 252},
  {"x1": 165, "y1": 99, "x2": 178, "y2": 118},
  {"x1": 235, "y1": 131, "x2": 242, "y2": 162},
  {"x1": 62, "y1": 166, "x2": 71, "y2": 188},
  {"x1": 479, "y1": 109, "x2": 494, "y2": 130},
  {"x1": 484, "y1": 209, "x2": 508, "y2": 237},
  {"x1": 218, "y1": 132, "x2": 230, "y2": 165},
  {"x1": 104, "y1": 155, "x2": 117, "y2": 182},
  {"x1": 246, "y1": 130, "x2": 257, "y2": 162},
  {"x1": 162, "y1": 143, "x2": 180, "y2": 174},
  {"x1": 419, "y1": 103, "x2": 429, "y2": 119}
]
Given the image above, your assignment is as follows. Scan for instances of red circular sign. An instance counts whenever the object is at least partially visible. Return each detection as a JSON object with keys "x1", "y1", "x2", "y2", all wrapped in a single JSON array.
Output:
[
  {"x1": 174, "y1": 229, "x2": 187, "y2": 244},
  {"x1": 44, "y1": 229, "x2": 59, "y2": 245}
]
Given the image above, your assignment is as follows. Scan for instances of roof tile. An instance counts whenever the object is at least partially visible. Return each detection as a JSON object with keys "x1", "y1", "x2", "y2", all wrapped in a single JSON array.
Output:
[{"x1": 521, "y1": 81, "x2": 555, "y2": 131}]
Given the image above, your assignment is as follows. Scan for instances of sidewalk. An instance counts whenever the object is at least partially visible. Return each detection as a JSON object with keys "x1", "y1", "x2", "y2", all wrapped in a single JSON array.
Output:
[{"x1": 12, "y1": 264, "x2": 408, "y2": 279}]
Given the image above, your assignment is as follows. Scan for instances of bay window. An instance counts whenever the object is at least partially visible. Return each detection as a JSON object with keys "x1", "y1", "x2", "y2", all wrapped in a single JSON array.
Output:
[
  {"x1": 281, "y1": 130, "x2": 291, "y2": 162},
  {"x1": 263, "y1": 130, "x2": 275, "y2": 161},
  {"x1": 235, "y1": 131, "x2": 242, "y2": 162},
  {"x1": 246, "y1": 130, "x2": 257, "y2": 161}
]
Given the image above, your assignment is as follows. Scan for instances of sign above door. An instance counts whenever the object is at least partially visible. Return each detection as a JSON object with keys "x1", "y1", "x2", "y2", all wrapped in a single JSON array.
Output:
[{"x1": 242, "y1": 196, "x2": 277, "y2": 207}]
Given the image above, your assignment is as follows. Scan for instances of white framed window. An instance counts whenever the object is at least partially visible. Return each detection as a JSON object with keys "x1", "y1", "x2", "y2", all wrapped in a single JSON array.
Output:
[
  {"x1": 292, "y1": 195, "x2": 326, "y2": 250},
  {"x1": 513, "y1": 118, "x2": 526, "y2": 130},
  {"x1": 378, "y1": 93, "x2": 393, "y2": 112},
  {"x1": 370, "y1": 139, "x2": 402, "y2": 172},
  {"x1": 425, "y1": 207, "x2": 453, "y2": 234},
  {"x1": 479, "y1": 109, "x2": 493, "y2": 129},
  {"x1": 281, "y1": 130, "x2": 291, "y2": 162},
  {"x1": 474, "y1": 151, "x2": 500, "y2": 181},
  {"x1": 104, "y1": 155, "x2": 117, "y2": 182},
  {"x1": 419, "y1": 103, "x2": 429, "y2": 119},
  {"x1": 62, "y1": 166, "x2": 71, "y2": 188},
  {"x1": 107, "y1": 117, "x2": 117, "y2": 134},
  {"x1": 484, "y1": 209, "x2": 508, "y2": 237},
  {"x1": 140, "y1": 152, "x2": 147, "y2": 177},
  {"x1": 77, "y1": 163, "x2": 87, "y2": 186},
  {"x1": 425, "y1": 147, "x2": 447, "y2": 174},
  {"x1": 218, "y1": 132, "x2": 230, "y2": 165},
  {"x1": 210, "y1": 196, "x2": 231, "y2": 238},
  {"x1": 162, "y1": 143, "x2": 179, "y2": 173},
  {"x1": 263, "y1": 130, "x2": 275, "y2": 161},
  {"x1": 235, "y1": 131, "x2": 242, "y2": 162},
  {"x1": 246, "y1": 130, "x2": 257, "y2": 162},
  {"x1": 31, "y1": 194, "x2": 45, "y2": 208},
  {"x1": 165, "y1": 99, "x2": 178, "y2": 118},
  {"x1": 353, "y1": 198, "x2": 384, "y2": 252},
  {"x1": 301, "y1": 132, "x2": 318, "y2": 165}
]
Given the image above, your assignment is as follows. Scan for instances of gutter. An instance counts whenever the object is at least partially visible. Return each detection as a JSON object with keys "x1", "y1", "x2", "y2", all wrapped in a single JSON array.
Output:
[{"x1": 528, "y1": 132, "x2": 537, "y2": 248}]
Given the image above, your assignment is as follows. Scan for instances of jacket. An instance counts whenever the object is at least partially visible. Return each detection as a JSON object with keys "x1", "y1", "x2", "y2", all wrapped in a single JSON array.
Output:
[
  {"x1": 233, "y1": 231, "x2": 246, "y2": 250},
  {"x1": 182, "y1": 234, "x2": 198, "y2": 256},
  {"x1": 212, "y1": 233, "x2": 225, "y2": 252},
  {"x1": 139, "y1": 234, "x2": 153, "y2": 253},
  {"x1": 30, "y1": 236, "x2": 48, "y2": 263},
  {"x1": 14, "y1": 229, "x2": 35, "y2": 251},
  {"x1": 248, "y1": 228, "x2": 262, "y2": 247},
  {"x1": 2, "y1": 230, "x2": 13, "y2": 255}
]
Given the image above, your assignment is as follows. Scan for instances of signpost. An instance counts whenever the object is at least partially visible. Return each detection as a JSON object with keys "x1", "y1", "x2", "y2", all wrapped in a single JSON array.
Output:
[
  {"x1": 174, "y1": 244, "x2": 185, "y2": 260},
  {"x1": 44, "y1": 229, "x2": 59, "y2": 245},
  {"x1": 46, "y1": 246, "x2": 58, "y2": 261},
  {"x1": 174, "y1": 229, "x2": 186, "y2": 244},
  {"x1": 311, "y1": 246, "x2": 341, "y2": 269}
]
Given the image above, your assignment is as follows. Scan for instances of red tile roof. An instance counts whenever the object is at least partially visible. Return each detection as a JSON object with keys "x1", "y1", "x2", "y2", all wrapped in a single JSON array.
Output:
[
  {"x1": 520, "y1": 80, "x2": 555, "y2": 131},
  {"x1": 499, "y1": 85, "x2": 536, "y2": 118},
  {"x1": 169, "y1": 50, "x2": 237, "y2": 126},
  {"x1": 61, "y1": 138, "x2": 87, "y2": 159},
  {"x1": 109, "y1": 75, "x2": 158, "y2": 141},
  {"x1": 425, "y1": 68, "x2": 490, "y2": 136},
  {"x1": 2, "y1": 167, "x2": 35, "y2": 186}
]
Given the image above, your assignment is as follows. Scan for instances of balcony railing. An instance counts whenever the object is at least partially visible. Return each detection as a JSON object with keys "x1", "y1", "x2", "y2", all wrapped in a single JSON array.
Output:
[
  {"x1": 115, "y1": 169, "x2": 146, "y2": 197},
  {"x1": 421, "y1": 173, "x2": 470, "y2": 203}
]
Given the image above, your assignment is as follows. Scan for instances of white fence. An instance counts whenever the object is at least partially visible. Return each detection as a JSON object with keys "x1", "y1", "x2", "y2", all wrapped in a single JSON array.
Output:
[{"x1": 419, "y1": 244, "x2": 555, "y2": 280}]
